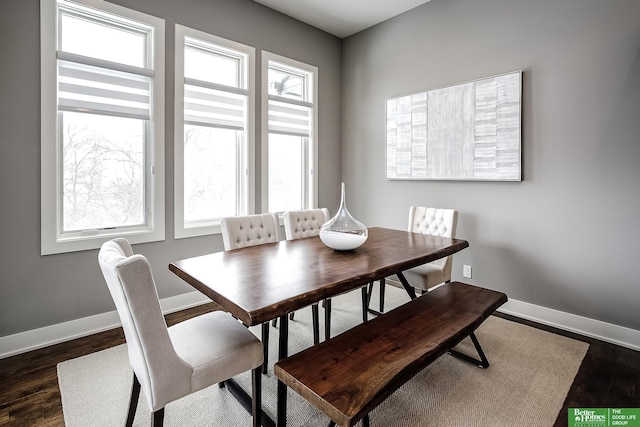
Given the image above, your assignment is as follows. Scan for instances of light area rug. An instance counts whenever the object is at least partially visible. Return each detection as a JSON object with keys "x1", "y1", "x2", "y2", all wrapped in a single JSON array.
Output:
[{"x1": 58, "y1": 285, "x2": 589, "y2": 426}]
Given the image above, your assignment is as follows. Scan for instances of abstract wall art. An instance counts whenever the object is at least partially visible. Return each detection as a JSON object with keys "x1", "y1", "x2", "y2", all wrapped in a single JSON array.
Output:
[{"x1": 386, "y1": 71, "x2": 522, "y2": 181}]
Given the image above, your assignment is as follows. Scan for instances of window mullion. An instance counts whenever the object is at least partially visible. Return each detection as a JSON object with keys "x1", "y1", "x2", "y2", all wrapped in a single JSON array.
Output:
[
  {"x1": 268, "y1": 94, "x2": 313, "y2": 108},
  {"x1": 57, "y1": 51, "x2": 154, "y2": 77},
  {"x1": 302, "y1": 137, "x2": 309, "y2": 209},
  {"x1": 184, "y1": 77, "x2": 248, "y2": 96}
]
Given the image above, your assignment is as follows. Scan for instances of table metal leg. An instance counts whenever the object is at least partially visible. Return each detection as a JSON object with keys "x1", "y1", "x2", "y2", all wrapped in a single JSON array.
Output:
[
  {"x1": 395, "y1": 272, "x2": 417, "y2": 300},
  {"x1": 366, "y1": 280, "x2": 384, "y2": 317},
  {"x1": 312, "y1": 303, "x2": 320, "y2": 344},
  {"x1": 261, "y1": 323, "x2": 269, "y2": 374},
  {"x1": 361, "y1": 286, "x2": 368, "y2": 323},
  {"x1": 252, "y1": 367, "x2": 261, "y2": 427},
  {"x1": 277, "y1": 313, "x2": 289, "y2": 427},
  {"x1": 223, "y1": 377, "x2": 274, "y2": 427},
  {"x1": 324, "y1": 299, "x2": 332, "y2": 341},
  {"x1": 219, "y1": 322, "x2": 276, "y2": 426}
]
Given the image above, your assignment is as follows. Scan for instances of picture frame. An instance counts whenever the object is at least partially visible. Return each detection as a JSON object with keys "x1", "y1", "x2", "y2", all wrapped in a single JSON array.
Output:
[{"x1": 386, "y1": 70, "x2": 522, "y2": 181}]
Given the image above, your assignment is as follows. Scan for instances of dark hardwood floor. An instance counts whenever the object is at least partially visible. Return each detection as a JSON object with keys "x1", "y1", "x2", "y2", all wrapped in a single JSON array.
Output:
[
  {"x1": 0, "y1": 302, "x2": 219, "y2": 427},
  {"x1": 1, "y1": 305, "x2": 638, "y2": 426},
  {"x1": 495, "y1": 312, "x2": 640, "y2": 427}
]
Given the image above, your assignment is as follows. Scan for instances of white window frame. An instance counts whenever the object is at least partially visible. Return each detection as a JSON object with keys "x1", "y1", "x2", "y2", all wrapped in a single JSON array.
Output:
[
  {"x1": 261, "y1": 52, "x2": 318, "y2": 213},
  {"x1": 174, "y1": 25, "x2": 255, "y2": 238},
  {"x1": 40, "y1": 0, "x2": 165, "y2": 255}
]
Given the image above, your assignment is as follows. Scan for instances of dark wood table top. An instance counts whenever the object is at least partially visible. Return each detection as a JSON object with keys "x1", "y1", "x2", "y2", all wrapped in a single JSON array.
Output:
[{"x1": 169, "y1": 227, "x2": 469, "y2": 326}]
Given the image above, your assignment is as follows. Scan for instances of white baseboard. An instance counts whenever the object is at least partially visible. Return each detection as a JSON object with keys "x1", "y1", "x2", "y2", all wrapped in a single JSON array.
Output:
[
  {"x1": 498, "y1": 299, "x2": 640, "y2": 352},
  {"x1": 1, "y1": 293, "x2": 638, "y2": 359},
  {"x1": 0, "y1": 291, "x2": 210, "y2": 359}
]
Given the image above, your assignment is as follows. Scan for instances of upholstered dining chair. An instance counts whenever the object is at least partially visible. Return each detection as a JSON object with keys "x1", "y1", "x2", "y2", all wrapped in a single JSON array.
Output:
[
  {"x1": 98, "y1": 238, "x2": 263, "y2": 427},
  {"x1": 372, "y1": 207, "x2": 458, "y2": 313},
  {"x1": 281, "y1": 208, "x2": 328, "y2": 342},
  {"x1": 282, "y1": 208, "x2": 330, "y2": 241},
  {"x1": 220, "y1": 212, "x2": 281, "y2": 251},
  {"x1": 220, "y1": 212, "x2": 320, "y2": 372},
  {"x1": 282, "y1": 208, "x2": 369, "y2": 341}
]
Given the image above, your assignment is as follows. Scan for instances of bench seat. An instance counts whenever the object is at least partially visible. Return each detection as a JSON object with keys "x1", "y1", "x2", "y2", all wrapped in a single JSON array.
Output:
[{"x1": 274, "y1": 281, "x2": 507, "y2": 427}]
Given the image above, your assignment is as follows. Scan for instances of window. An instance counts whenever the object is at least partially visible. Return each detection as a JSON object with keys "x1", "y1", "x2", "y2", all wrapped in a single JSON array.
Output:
[
  {"x1": 40, "y1": 0, "x2": 165, "y2": 254},
  {"x1": 262, "y1": 52, "x2": 318, "y2": 213},
  {"x1": 174, "y1": 25, "x2": 254, "y2": 238}
]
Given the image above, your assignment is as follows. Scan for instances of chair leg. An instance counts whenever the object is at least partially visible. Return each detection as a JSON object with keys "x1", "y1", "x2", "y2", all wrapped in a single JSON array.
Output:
[
  {"x1": 252, "y1": 366, "x2": 262, "y2": 427},
  {"x1": 312, "y1": 303, "x2": 320, "y2": 344},
  {"x1": 151, "y1": 408, "x2": 164, "y2": 427},
  {"x1": 361, "y1": 286, "x2": 368, "y2": 323},
  {"x1": 125, "y1": 373, "x2": 141, "y2": 427},
  {"x1": 324, "y1": 298, "x2": 332, "y2": 341},
  {"x1": 261, "y1": 323, "x2": 269, "y2": 374}
]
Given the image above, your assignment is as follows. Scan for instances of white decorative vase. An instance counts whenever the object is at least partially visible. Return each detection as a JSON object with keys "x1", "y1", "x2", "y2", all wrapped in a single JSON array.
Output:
[{"x1": 319, "y1": 183, "x2": 368, "y2": 250}]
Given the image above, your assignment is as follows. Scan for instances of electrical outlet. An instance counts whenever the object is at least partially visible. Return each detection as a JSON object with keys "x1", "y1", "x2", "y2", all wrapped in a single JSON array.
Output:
[{"x1": 463, "y1": 265, "x2": 472, "y2": 279}]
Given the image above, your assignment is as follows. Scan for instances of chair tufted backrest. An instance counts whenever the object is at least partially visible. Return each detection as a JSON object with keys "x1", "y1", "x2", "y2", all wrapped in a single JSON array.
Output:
[
  {"x1": 220, "y1": 212, "x2": 281, "y2": 250},
  {"x1": 282, "y1": 208, "x2": 330, "y2": 240},
  {"x1": 98, "y1": 238, "x2": 192, "y2": 412},
  {"x1": 408, "y1": 207, "x2": 457, "y2": 238},
  {"x1": 408, "y1": 207, "x2": 458, "y2": 273}
]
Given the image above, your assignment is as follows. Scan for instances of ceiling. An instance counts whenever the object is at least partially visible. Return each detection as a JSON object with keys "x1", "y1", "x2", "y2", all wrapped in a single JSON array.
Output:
[{"x1": 253, "y1": 0, "x2": 432, "y2": 39}]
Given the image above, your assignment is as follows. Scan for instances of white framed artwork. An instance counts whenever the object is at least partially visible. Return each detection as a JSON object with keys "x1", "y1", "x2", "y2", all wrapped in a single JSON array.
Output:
[{"x1": 386, "y1": 71, "x2": 522, "y2": 181}]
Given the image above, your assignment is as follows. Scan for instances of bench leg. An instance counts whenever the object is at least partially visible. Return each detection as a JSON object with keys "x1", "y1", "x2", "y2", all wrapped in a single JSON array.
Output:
[{"x1": 448, "y1": 332, "x2": 490, "y2": 368}]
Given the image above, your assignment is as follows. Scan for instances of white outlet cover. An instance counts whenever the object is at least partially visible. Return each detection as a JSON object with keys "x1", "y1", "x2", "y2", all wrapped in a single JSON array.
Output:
[{"x1": 463, "y1": 265, "x2": 472, "y2": 278}]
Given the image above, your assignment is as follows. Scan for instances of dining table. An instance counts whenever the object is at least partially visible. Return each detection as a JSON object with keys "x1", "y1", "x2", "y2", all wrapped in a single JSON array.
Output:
[{"x1": 169, "y1": 226, "x2": 469, "y2": 427}]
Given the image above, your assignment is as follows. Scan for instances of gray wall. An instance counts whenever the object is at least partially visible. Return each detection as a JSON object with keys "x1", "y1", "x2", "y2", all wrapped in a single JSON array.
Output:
[
  {"x1": 342, "y1": 0, "x2": 640, "y2": 330},
  {"x1": 0, "y1": 0, "x2": 342, "y2": 337},
  {"x1": 3, "y1": 0, "x2": 639, "y2": 342}
]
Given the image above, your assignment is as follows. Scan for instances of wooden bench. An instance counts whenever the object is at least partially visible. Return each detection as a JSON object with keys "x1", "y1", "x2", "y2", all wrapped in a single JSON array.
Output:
[{"x1": 274, "y1": 281, "x2": 508, "y2": 427}]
